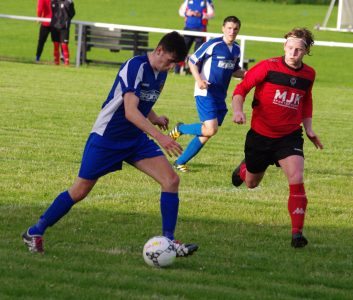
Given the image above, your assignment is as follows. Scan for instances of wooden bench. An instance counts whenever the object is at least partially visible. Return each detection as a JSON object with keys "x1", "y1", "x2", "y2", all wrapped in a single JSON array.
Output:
[{"x1": 75, "y1": 25, "x2": 153, "y2": 65}]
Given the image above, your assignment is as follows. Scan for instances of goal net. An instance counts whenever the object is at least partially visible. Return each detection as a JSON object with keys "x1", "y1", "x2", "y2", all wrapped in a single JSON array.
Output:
[
  {"x1": 319, "y1": 0, "x2": 353, "y2": 32},
  {"x1": 338, "y1": 0, "x2": 353, "y2": 29}
]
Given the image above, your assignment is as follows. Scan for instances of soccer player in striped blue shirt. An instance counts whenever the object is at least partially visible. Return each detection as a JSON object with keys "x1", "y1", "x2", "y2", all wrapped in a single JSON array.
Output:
[
  {"x1": 22, "y1": 31, "x2": 198, "y2": 257},
  {"x1": 169, "y1": 16, "x2": 246, "y2": 172}
]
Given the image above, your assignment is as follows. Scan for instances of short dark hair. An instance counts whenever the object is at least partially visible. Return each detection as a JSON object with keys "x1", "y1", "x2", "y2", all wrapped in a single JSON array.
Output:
[
  {"x1": 157, "y1": 31, "x2": 188, "y2": 63},
  {"x1": 284, "y1": 27, "x2": 314, "y2": 54},
  {"x1": 223, "y1": 16, "x2": 241, "y2": 28}
]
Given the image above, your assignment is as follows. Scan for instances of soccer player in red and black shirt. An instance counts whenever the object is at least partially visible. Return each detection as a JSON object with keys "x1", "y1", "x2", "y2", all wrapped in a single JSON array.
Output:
[{"x1": 231, "y1": 28, "x2": 323, "y2": 248}]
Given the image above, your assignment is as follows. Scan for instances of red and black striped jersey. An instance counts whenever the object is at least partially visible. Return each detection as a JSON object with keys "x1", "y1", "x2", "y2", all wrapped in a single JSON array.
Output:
[{"x1": 233, "y1": 56, "x2": 316, "y2": 138}]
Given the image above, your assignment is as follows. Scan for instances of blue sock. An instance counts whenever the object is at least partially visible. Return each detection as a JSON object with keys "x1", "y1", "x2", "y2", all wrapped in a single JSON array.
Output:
[
  {"x1": 28, "y1": 191, "x2": 75, "y2": 236},
  {"x1": 160, "y1": 192, "x2": 179, "y2": 241},
  {"x1": 179, "y1": 123, "x2": 202, "y2": 136},
  {"x1": 176, "y1": 136, "x2": 204, "y2": 165}
]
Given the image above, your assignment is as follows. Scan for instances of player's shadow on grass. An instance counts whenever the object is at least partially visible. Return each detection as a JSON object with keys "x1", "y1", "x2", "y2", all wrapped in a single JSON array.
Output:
[
  {"x1": 14, "y1": 205, "x2": 353, "y2": 271},
  {"x1": 7, "y1": 205, "x2": 353, "y2": 300}
]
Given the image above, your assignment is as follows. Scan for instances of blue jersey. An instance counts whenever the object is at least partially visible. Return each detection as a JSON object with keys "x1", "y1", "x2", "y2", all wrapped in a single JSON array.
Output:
[
  {"x1": 91, "y1": 55, "x2": 167, "y2": 147},
  {"x1": 182, "y1": 0, "x2": 214, "y2": 30},
  {"x1": 189, "y1": 36, "x2": 241, "y2": 101}
]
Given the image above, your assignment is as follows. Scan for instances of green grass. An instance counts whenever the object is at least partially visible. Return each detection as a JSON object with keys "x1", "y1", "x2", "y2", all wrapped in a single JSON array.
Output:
[
  {"x1": 1, "y1": 0, "x2": 353, "y2": 63},
  {"x1": 1, "y1": 0, "x2": 353, "y2": 299}
]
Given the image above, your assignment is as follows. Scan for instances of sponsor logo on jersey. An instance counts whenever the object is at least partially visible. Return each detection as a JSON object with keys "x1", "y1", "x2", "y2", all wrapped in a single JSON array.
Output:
[
  {"x1": 140, "y1": 90, "x2": 160, "y2": 102},
  {"x1": 141, "y1": 83, "x2": 150, "y2": 87},
  {"x1": 290, "y1": 77, "x2": 297, "y2": 86},
  {"x1": 292, "y1": 208, "x2": 305, "y2": 215},
  {"x1": 218, "y1": 60, "x2": 236, "y2": 70},
  {"x1": 273, "y1": 89, "x2": 303, "y2": 109}
]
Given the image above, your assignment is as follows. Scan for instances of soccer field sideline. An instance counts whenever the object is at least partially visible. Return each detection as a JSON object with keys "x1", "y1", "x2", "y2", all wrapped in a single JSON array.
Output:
[{"x1": 1, "y1": 12, "x2": 353, "y2": 70}]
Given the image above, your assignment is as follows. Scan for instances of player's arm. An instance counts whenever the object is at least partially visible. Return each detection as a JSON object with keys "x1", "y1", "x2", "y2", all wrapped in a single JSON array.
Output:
[
  {"x1": 205, "y1": 1, "x2": 215, "y2": 19},
  {"x1": 37, "y1": 0, "x2": 43, "y2": 18},
  {"x1": 124, "y1": 92, "x2": 182, "y2": 157},
  {"x1": 179, "y1": 1, "x2": 190, "y2": 17},
  {"x1": 188, "y1": 60, "x2": 210, "y2": 89},
  {"x1": 302, "y1": 118, "x2": 323, "y2": 149},
  {"x1": 301, "y1": 74, "x2": 322, "y2": 149},
  {"x1": 147, "y1": 109, "x2": 169, "y2": 131},
  {"x1": 233, "y1": 68, "x2": 246, "y2": 79},
  {"x1": 232, "y1": 57, "x2": 246, "y2": 79},
  {"x1": 231, "y1": 60, "x2": 270, "y2": 125},
  {"x1": 231, "y1": 94, "x2": 246, "y2": 124}
]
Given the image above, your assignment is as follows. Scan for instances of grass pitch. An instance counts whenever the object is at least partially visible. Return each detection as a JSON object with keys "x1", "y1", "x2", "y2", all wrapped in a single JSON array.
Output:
[{"x1": 1, "y1": 0, "x2": 353, "y2": 299}]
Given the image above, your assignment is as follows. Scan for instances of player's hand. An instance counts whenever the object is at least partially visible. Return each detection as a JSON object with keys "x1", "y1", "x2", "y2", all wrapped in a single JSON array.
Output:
[
  {"x1": 197, "y1": 80, "x2": 210, "y2": 90},
  {"x1": 186, "y1": 9, "x2": 194, "y2": 17},
  {"x1": 157, "y1": 134, "x2": 183, "y2": 157},
  {"x1": 154, "y1": 115, "x2": 169, "y2": 131},
  {"x1": 306, "y1": 131, "x2": 323, "y2": 149},
  {"x1": 232, "y1": 111, "x2": 246, "y2": 124}
]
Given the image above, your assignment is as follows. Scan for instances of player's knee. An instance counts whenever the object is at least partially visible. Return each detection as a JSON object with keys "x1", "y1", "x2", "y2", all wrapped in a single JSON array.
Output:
[
  {"x1": 69, "y1": 187, "x2": 90, "y2": 202},
  {"x1": 245, "y1": 180, "x2": 259, "y2": 189},
  {"x1": 202, "y1": 126, "x2": 218, "y2": 137},
  {"x1": 288, "y1": 173, "x2": 304, "y2": 185},
  {"x1": 161, "y1": 172, "x2": 180, "y2": 190}
]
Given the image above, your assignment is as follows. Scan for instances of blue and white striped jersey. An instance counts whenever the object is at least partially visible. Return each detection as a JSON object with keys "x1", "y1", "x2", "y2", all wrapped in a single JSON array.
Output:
[
  {"x1": 189, "y1": 36, "x2": 241, "y2": 100},
  {"x1": 91, "y1": 55, "x2": 167, "y2": 147}
]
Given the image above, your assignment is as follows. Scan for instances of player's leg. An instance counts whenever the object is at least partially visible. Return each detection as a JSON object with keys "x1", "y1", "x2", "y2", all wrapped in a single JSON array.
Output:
[
  {"x1": 172, "y1": 97, "x2": 222, "y2": 171},
  {"x1": 133, "y1": 155, "x2": 198, "y2": 257},
  {"x1": 169, "y1": 96, "x2": 218, "y2": 140},
  {"x1": 36, "y1": 25, "x2": 50, "y2": 61},
  {"x1": 174, "y1": 118, "x2": 217, "y2": 169},
  {"x1": 51, "y1": 29, "x2": 60, "y2": 65},
  {"x1": 279, "y1": 155, "x2": 308, "y2": 248},
  {"x1": 134, "y1": 155, "x2": 179, "y2": 240},
  {"x1": 175, "y1": 34, "x2": 193, "y2": 74},
  {"x1": 22, "y1": 177, "x2": 97, "y2": 253},
  {"x1": 169, "y1": 122, "x2": 202, "y2": 140},
  {"x1": 22, "y1": 134, "x2": 121, "y2": 253},
  {"x1": 276, "y1": 129, "x2": 307, "y2": 247},
  {"x1": 193, "y1": 35, "x2": 205, "y2": 52},
  {"x1": 61, "y1": 28, "x2": 70, "y2": 65},
  {"x1": 232, "y1": 129, "x2": 269, "y2": 188},
  {"x1": 27, "y1": 178, "x2": 97, "y2": 235}
]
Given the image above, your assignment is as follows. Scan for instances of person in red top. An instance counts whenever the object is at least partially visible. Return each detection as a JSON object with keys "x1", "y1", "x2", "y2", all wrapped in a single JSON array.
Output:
[
  {"x1": 36, "y1": 0, "x2": 52, "y2": 62},
  {"x1": 231, "y1": 28, "x2": 323, "y2": 248}
]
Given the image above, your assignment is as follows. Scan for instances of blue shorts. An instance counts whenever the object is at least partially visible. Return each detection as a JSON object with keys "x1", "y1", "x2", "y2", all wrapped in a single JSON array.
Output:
[
  {"x1": 78, "y1": 133, "x2": 164, "y2": 180},
  {"x1": 195, "y1": 96, "x2": 228, "y2": 125}
]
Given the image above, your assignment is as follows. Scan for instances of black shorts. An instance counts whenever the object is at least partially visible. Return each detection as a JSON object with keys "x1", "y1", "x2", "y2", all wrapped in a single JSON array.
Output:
[
  {"x1": 51, "y1": 28, "x2": 70, "y2": 43},
  {"x1": 244, "y1": 128, "x2": 304, "y2": 174}
]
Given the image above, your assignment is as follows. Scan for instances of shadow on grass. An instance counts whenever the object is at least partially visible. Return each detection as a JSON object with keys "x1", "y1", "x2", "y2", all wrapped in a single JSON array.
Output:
[{"x1": 1, "y1": 205, "x2": 352, "y2": 300}]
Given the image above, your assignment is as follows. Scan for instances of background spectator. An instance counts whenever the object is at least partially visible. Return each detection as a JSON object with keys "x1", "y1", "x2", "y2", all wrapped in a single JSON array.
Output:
[
  {"x1": 175, "y1": 0, "x2": 214, "y2": 74},
  {"x1": 35, "y1": 0, "x2": 52, "y2": 62},
  {"x1": 50, "y1": 0, "x2": 75, "y2": 65}
]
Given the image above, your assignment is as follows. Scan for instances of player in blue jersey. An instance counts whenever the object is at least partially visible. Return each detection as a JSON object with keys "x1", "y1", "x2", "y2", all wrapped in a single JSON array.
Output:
[
  {"x1": 22, "y1": 31, "x2": 198, "y2": 257},
  {"x1": 175, "y1": 0, "x2": 215, "y2": 74},
  {"x1": 169, "y1": 16, "x2": 245, "y2": 172}
]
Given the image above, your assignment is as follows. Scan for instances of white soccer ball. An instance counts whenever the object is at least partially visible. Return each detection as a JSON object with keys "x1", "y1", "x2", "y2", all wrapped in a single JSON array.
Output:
[{"x1": 143, "y1": 236, "x2": 176, "y2": 267}]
